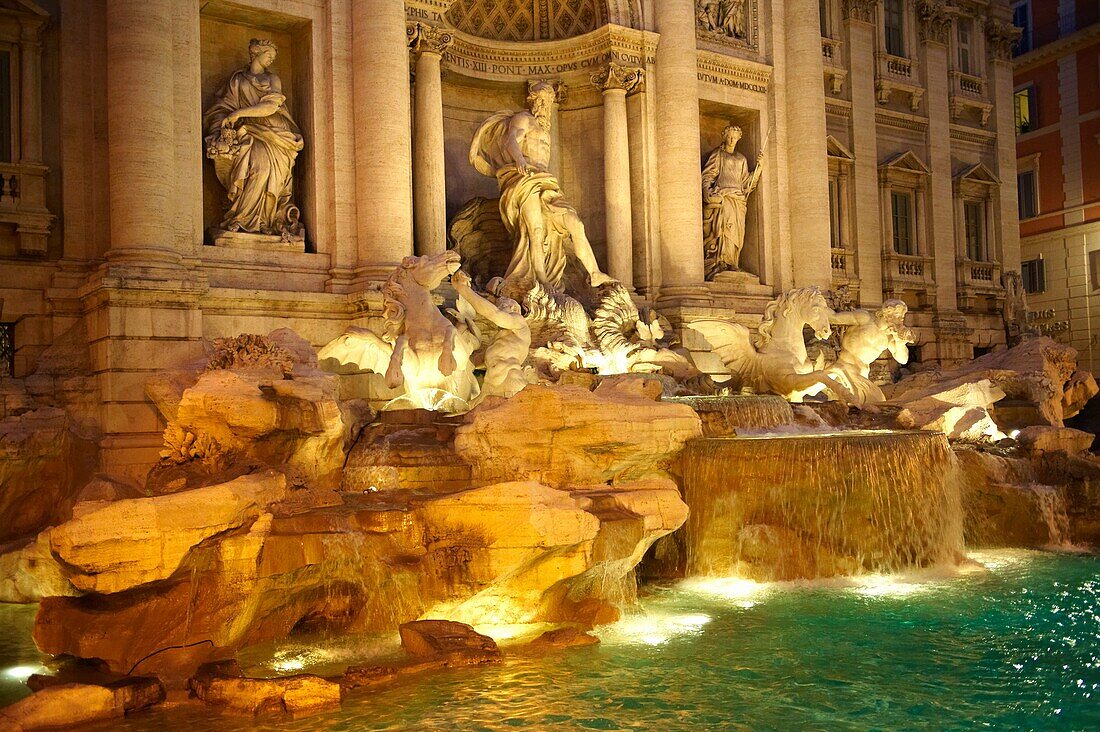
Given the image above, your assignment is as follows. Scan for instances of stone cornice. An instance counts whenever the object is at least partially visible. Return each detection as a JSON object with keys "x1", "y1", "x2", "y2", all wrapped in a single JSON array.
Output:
[
  {"x1": 949, "y1": 125, "x2": 997, "y2": 147},
  {"x1": 875, "y1": 110, "x2": 929, "y2": 133},
  {"x1": 696, "y1": 49, "x2": 772, "y2": 94},
  {"x1": 1012, "y1": 23, "x2": 1100, "y2": 73},
  {"x1": 591, "y1": 61, "x2": 643, "y2": 93}
]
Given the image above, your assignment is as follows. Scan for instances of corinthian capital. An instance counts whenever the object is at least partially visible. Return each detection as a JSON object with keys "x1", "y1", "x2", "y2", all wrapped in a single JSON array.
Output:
[
  {"x1": 842, "y1": 0, "x2": 876, "y2": 24},
  {"x1": 916, "y1": 0, "x2": 950, "y2": 45},
  {"x1": 407, "y1": 22, "x2": 453, "y2": 56},
  {"x1": 985, "y1": 18, "x2": 1023, "y2": 60},
  {"x1": 591, "y1": 62, "x2": 644, "y2": 93}
]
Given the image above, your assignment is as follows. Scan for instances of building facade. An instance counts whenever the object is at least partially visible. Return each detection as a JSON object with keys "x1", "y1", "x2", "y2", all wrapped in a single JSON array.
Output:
[
  {"x1": 1013, "y1": 0, "x2": 1100, "y2": 371},
  {"x1": 0, "y1": 0, "x2": 1020, "y2": 477}
]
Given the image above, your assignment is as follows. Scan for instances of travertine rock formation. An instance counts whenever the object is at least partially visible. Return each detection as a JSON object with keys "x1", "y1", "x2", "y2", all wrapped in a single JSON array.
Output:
[
  {"x1": 0, "y1": 408, "x2": 97, "y2": 542},
  {"x1": 454, "y1": 379, "x2": 702, "y2": 486},
  {"x1": 886, "y1": 337, "x2": 1094, "y2": 430}
]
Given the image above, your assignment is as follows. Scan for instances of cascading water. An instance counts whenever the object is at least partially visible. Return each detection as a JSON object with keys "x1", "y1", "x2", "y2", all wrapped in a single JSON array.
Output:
[
  {"x1": 680, "y1": 430, "x2": 965, "y2": 581},
  {"x1": 662, "y1": 395, "x2": 794, "y2": 436},
  {"x1": 1031, "y1": 485, "x2": 1071, "y2": 548}
]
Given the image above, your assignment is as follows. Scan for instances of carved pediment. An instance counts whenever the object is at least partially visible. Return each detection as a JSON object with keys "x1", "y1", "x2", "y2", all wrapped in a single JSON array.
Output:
[
  {"x1": 879, "y1": 150, "x2": 931, "y2": 175},
  {"x1": 954, "y1": 161, "x2": 999, "y2": 185},
  {"x1": 826, "y1": 135, "x2": 855, "y2": 162}
]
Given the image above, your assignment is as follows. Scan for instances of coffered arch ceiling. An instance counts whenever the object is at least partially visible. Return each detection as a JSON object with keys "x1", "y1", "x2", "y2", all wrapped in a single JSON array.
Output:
[{"x1": 446, "y1": 0, "x2": 630, "y2": 41}]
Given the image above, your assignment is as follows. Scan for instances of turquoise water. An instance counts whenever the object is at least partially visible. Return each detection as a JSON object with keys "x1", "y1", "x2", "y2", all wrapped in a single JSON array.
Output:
[{"x1": 4, "y1": 550, "x2": 1099, "y2": 730}]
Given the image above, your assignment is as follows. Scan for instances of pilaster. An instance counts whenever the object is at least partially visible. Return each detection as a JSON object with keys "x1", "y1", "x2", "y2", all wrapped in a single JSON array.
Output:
[
  {"x1": 845, "y1": 4, "x2": 884, "y2": 305},
  {"x1": 921, "y1": 36, "x2": 960, "y2": 315},
  {"x1": 593, "y1": 62, "x2": 643, "y2": 288},
  {"x1": 409, "y1": 22, "x2": 453, "y2": 257},
  {"x1": 351, "y1": 0, "x2": 414, "y2": 282}
]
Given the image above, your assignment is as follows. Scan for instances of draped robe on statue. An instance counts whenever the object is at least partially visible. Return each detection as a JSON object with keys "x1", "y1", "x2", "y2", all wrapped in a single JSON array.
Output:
[
  {"x1": 701, "y1": 147, "x2": 752, "y2": 278},
  {"x1": 203, "y1": 70, "x2": 304, "y2": 236},
  {"x1": 469, "y1": 112, "x2": 578, "y2": 292}
]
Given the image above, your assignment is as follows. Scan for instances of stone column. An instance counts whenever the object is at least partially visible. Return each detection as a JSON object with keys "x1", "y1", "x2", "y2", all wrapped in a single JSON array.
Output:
[
  {"x1": 104, "y1": 0, "x2": 179, "y2": 266},
  {"x1": 352, "y1": 0, "x2": 413, "y2": 279},
  {"x1": 784, "y1": 0, "x2": 832, "y2": 287},
  {"x1": 409, "y1": 23, "x2": 453, "y2": 257},
  {"x1": 986, "y1": 17, "x2": 1021, "y2": 271},
  {"x1": 844, "y1": 0, "x2": 884, "y2": 305},
  {"x1": 919, "y1": 13, "x2": 960, "y2": 314},
  {"x1": 593, "y1": 63, "x2": 643, "y2": 287},
  {"x1": 654, "y1": 0, "x2": 706, "y2": 297}
]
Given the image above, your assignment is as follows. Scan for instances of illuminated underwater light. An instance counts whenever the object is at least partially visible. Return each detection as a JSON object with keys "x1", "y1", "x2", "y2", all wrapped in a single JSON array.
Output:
[
  {"x1": 680, "y1": 576, "x2": 770, "y2": 601},
  {"x1": 3, "y1": 665, "x2": 46, "y2": 681},
  {"x1": 598, "y1": 612, "x2": 712, "y2": 647}
]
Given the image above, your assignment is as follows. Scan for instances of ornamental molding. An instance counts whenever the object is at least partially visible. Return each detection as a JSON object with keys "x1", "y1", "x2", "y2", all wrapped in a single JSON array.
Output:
[
  {"x1": 442, "y1": 23, "x2": 657, "y2": 83},
  {"x1": 916, "y1": 0, "x2": 951, "y2": 46},
  {"x1": 842, "y1": 0, "x2": 876, "y2": 24},
  {"x1": 407, "y1": 21, "x2": 454, "y2": 55},
  {"x1": 696, "y1": 49, "x2": 771, "y2": 94},
  {"x1": 949, "y1": 125, "x2": 997, "y2": 147},
  {"x1": 875, "y1": 110, "x2": 929, "y2": 134},
  {"x1": 985, "y1": 18, "x2": 1022, "y2": 61},
  {"x1": 591, "y1": 61, "x2": 643, "y2": 93}
]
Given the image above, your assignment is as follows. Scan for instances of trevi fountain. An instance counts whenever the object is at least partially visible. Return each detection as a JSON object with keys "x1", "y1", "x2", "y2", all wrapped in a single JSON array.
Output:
[{"x1": 0, "y1": 2, "x2": 1098, "y2": 730}]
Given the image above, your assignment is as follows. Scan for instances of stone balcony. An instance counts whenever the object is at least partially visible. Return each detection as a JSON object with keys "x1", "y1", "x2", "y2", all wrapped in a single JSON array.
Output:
[
  {"x1": 0, "y1": 162, "x2": 54, "y2": 256},
  {"x1": 830, "y1": 247, "x2": 858, "y2": 281},
  {"x1": 821, "y1": 37, "x2": 846, "y2": 94},
  {"x1": 948, "y1": 70, "x2": 992, "y2": 126},
  {"x1": 874, "y1": 53, "x2": 923, "y2": 112},
  {"x1": 956, "y1": 257, "x2": 1004, "y2": 311},
  {"x1": 882, "y1": 251, "x2": 936, "y2": 305}
]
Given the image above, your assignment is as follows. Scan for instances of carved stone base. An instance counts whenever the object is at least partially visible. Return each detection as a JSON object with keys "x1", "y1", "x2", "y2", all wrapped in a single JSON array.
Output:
[
  {"x1": 709, "y1": 269, "x2": 772, "y2": 296},
  {"x1": 208, "y1": 228, "x2": 306, "y2": 252}
]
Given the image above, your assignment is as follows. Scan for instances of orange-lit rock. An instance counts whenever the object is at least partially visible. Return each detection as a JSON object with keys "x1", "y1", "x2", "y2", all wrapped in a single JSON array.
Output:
[
  {"x1": 454, "y1": 381, "x2": 702, "y2": 486},
  {"x1": 0, "y1": 408, "x2": 97, "y2": 542},
  {"x1": 45, "y1": 471, "x2": 289, "y2": 594},
  {"x1": 190, "y1": 671, "x2": 341, "y2": 716},
  {"x1": 399, "y1": 619, "x2": 501, "y2": 665},
  {"x1": 885, "y1": 337, "x2": 1092, "y2": 428},
  {"x1": 1016, "y1": 426, "x2": 1095, "y2": 457}
]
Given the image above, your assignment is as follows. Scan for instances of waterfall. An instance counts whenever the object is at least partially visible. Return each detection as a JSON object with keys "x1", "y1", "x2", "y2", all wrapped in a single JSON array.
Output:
[
  {"x1": 662, "y1": 395, "x2": 794, "y2": 436},
  {"x1": 679, "y1": 431, "x2": 965, "y2": 581},
  {"x1": 1031, "y1": 485, "x2": 1072, "y2": 548}
]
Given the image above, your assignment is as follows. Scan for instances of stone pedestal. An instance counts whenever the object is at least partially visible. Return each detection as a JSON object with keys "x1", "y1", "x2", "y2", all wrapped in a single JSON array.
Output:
[{"x1": 209, "y1": 229, "x2": 306, "y2": 253}]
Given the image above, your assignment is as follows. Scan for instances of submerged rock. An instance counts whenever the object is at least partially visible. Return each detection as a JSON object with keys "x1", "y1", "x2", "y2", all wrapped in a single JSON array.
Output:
[
  {"x1": 399, "y1": 619, "x2": 501, "y2": 665},
  {"x1": 190, "y1": 668, "x2": 341, "y2": 716}
]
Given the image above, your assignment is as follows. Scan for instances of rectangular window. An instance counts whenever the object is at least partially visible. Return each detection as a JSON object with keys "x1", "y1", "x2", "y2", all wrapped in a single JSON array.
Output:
[
  {"x1": 891, "y1": 190, "x2": 915, "y2": 255},
  {"x1": 820, "y1": 0, "x2": 829, "y2": 36},
  {"x1": 884, "y1": 0, "x2": 906, "y2": 56},
  {"x1": 1018, "y1": 170, "x2": 1038, "y2": 219},
  {"x1": 1022, "y1": 257, "x2": 1045, "y2": 293},
  {"x1": 964, "y1": 201, "x2": 985, "y2": 261},
  {"x1": 1014, "y1": 87, "x2": 1035, "y2": 134},
  {"x1": 1013, "y1": 1, "x2": 1031, "y2": 55},
  {"x1": 1090, "y1": 250, "x2": 1100, "y2": 291},
  {"x1": 957, "y1": 19, "x2": 972, "y2": 74}
]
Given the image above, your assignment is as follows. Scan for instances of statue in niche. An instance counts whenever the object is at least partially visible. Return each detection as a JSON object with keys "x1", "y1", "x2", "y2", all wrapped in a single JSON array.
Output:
[
  {"x1": 468, "y1": 81, "x2": 614, "y2": 298},
  {"x1": 204, "y1": 38, "x2": 304, "y2": 242},
  {"x1": 826, "y1": 300, "x2": 916, "y2": 407},
  {"x1": 696, "y1": 0, "x2": 747, "y2": 40},
  {"x1": 1001, "y1": 270, "x2": 1038, "y2": 345},
  {"x1": 702, "y1": 123, "x2": 764, "y2": 279}
]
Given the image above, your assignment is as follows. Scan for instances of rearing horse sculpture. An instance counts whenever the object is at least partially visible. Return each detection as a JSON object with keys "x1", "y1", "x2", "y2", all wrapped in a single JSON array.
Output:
[
  {"x1": 689, "y1": 287, "x2": 855, "y2": 405},
  {"x1": 319, "y1": 251, "x2": 481, "y2": 411}
]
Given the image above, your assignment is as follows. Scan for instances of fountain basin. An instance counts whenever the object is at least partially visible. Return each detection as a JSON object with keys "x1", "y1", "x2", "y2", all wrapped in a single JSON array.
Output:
[{"x1": 680, "y1": 430, "x2": 964, "y2": 581}]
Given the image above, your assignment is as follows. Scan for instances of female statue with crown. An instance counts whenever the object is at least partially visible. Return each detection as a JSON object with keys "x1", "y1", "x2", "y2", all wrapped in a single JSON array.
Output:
[{"x1": 203, "y1": 38, "x2": 304, "y2": 240}]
